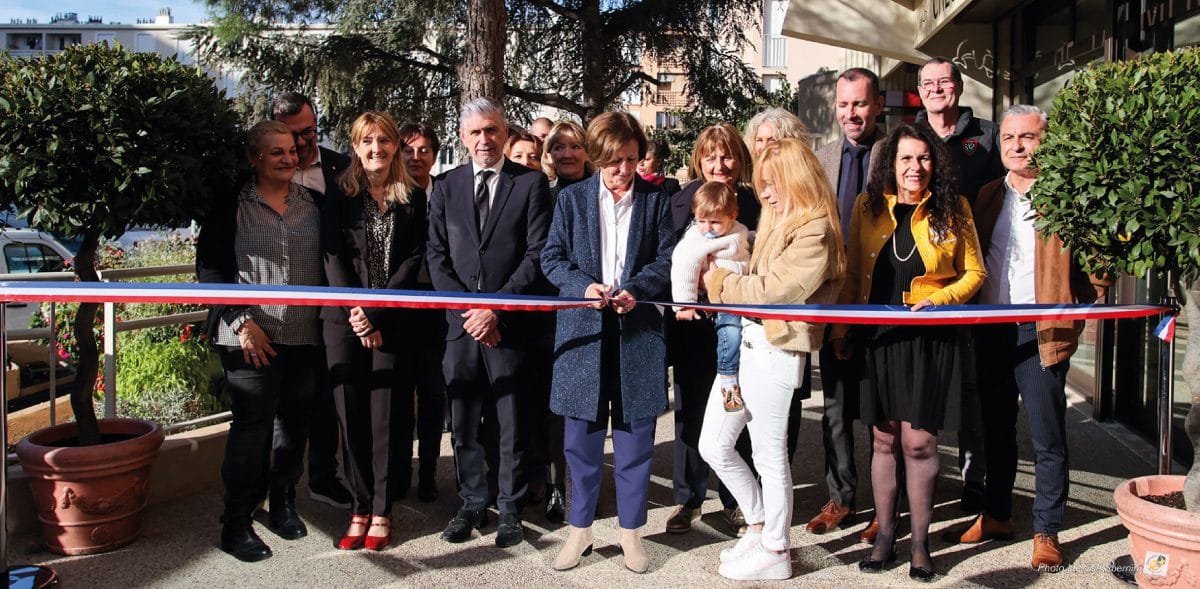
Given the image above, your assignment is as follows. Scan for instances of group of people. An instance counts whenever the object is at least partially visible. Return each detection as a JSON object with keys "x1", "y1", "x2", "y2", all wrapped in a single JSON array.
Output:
[{"x1": 197, "y1": 56, "x2": 1106, "y2": 582}]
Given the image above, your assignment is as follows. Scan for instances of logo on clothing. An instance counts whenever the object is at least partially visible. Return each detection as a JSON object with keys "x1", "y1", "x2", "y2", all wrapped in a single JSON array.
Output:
[{"x1": 962, "y1": 138, "x2": 980, "y2": 156}]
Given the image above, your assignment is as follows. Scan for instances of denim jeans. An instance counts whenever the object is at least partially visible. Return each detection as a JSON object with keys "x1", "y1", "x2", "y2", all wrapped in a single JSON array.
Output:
[{"x1": 714, "y1": 312, "x2": 742, "y2": 377}]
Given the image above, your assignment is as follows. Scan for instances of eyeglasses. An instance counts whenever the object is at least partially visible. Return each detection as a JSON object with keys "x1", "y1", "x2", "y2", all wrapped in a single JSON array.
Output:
[
  {"x1": 293, "y1": 127, "x2": 318, "y2": 141},
  {"x1": 919, "y1": 78, "x2": 956, "y2": 91}
]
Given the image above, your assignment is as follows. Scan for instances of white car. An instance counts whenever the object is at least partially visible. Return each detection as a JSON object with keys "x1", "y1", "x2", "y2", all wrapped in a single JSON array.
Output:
[{"x1": 0, "y1": 229, "x2": 73, "y2": 332}]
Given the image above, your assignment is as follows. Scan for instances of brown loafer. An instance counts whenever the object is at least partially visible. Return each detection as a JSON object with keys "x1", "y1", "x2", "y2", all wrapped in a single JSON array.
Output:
[
  {"x1": 860, "y1": 516, "x2": 880, "y2": 545},
  {"x1": 665, "y1": 505, "x2": 700, "y2": 534},
  {"x1": 805, "y1": 501, "x2": 854, "y2": 534},
  {"x1": 1032, "y1": 533, "x2": 1064, "y2": 571},
  {"x1": 943, "y1": 514, "x2": 1015, "y2": 544}
]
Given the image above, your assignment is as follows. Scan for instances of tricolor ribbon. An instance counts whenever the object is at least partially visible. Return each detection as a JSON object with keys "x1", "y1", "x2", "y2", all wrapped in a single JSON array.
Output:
[{"x1": 0, "y1": 281, "x2": 1173, "y2": 326}]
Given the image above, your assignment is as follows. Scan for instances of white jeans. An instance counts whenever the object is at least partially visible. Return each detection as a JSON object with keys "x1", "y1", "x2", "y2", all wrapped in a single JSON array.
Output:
[{"x1": 698, "y1": 321, "x2": 806, "y2": 552}]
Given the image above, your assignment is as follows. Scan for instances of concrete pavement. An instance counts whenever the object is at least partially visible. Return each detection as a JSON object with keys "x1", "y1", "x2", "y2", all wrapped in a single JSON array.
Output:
[{"x1": 7, "y1": 372, "x2": 1165, "y2": 588}]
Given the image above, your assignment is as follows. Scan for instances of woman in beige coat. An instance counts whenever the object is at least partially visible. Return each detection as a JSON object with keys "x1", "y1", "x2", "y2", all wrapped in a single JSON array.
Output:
[{"x1": 698, "y1": 138, "x2": 845, "y2": 581}]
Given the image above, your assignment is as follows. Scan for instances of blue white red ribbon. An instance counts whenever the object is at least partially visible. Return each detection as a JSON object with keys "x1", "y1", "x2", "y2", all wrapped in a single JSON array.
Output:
[{"x1": 0, "y1": 281, "x2": 1172, "y2": 326}]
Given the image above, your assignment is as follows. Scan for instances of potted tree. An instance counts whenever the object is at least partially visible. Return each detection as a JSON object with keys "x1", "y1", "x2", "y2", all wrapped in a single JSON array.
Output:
[
  {"x1": 1031, "y1": 48, "x2": 1200, "y2": 586},
  {"x1": 0, "y1": 43, "x2": 241, "y2": 554}
]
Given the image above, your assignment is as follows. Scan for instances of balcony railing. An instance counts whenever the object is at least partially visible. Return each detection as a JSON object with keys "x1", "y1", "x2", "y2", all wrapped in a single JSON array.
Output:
[{"x1": 652, "y1": 90, "x2": 692, "y2": 108}]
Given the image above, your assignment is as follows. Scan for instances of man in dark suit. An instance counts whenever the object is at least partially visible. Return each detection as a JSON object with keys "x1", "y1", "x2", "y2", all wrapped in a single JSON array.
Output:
[
  {"x1": 270, "y1": 91, "x2": 353, "y2": 510},
  {"x1": 427, "y1": 97, "x2": 552, "y2": 548},
  {"x1": 809, "y1": 67, "x2": 884, "y2": 540}
]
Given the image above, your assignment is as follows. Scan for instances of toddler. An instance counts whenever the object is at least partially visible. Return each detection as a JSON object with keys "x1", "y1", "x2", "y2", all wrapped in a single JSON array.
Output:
[{"x1": 671, "y1": 181, "x2": 751, "y2": 411}]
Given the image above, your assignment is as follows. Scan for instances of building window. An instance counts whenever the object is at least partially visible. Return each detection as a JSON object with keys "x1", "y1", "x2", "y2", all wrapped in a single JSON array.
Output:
[
  {"x1": 135, "y1": 33, "x2": 155, "y2": 53},
  {"x1": 763, "y1": 75, "x2": 785, "y2": 94},
  {"x1": 655, "y1": 112, "x2": 681, "y2": 129}
]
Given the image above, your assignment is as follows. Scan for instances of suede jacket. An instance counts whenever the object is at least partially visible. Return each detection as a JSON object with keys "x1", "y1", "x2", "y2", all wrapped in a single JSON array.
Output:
[
  {"x1": 704, "y1": 208, "x2": 843, "y2": 352},
  {"x1": 973, "y1": 177, "x2": 1110, "y2": 367}
]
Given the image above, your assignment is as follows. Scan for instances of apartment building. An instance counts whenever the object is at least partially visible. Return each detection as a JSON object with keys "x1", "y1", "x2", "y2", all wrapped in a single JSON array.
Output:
[
  {"x1": 1, "y1": 8, "x2": 238, "y2": 94},
  {"x1": 623, "y1": 0, "x2": 842, "y2": 135}
]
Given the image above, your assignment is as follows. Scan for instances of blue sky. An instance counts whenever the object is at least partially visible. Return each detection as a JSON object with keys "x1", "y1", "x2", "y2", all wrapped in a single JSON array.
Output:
[{"x1": 0, "y1": 1, "x2": 209, "y2": 24}]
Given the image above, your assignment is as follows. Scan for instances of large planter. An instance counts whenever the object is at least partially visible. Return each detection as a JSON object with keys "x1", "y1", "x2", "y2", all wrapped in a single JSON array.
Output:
[
  {"x1": 1115, "y1": 475, "x2": 1200, "y2": 588},
  {"x1": 15, "y1": 417, "x2": 164, "y2": 555}
]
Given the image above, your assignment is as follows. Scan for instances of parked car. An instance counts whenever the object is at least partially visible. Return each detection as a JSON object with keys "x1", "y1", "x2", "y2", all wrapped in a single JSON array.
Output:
[{"x1": 0, "y1": 228, "x2": 73, "y2": 332}]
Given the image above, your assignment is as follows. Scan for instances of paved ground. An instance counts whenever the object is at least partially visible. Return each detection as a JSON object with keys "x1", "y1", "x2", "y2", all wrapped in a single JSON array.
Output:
[{"x1": 6, "y1": 370, "x2": 1169, "y2": 588}]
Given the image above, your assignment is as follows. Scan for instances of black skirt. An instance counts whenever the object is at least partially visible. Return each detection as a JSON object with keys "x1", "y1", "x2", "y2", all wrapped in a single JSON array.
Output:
[{"x1": 858, "y1": 203, "x2": 961, "y2": 432}]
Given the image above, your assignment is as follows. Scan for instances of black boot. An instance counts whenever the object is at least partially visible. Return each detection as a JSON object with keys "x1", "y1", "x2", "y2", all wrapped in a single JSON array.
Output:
[
  {"x1": 545, "y1": 485, "x2": 566, "y2": 524},
  {"x1": 221, "y1": 524, "x2": 272, "y2": 562},
  {"x1": 267, "y1": 485, "x2": 308, "y2": 540}
]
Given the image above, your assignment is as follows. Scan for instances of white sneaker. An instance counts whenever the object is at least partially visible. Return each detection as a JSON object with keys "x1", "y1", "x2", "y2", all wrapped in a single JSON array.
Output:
[
  {"x1": 717, "y1": 543, "x2": 791, "y2": 581},
  {"x1": 719, "y1": 530, "x2": 762, "y2": 563}
]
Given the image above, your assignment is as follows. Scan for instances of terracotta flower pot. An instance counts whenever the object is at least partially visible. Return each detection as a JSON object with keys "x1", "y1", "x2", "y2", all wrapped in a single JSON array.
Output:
[
  {"x1": 1114, "y1": 474, "x2": 1200, "y2": 588},
  {"x1": 15, "y1": 417, "x2": 164, "y2": 555}
]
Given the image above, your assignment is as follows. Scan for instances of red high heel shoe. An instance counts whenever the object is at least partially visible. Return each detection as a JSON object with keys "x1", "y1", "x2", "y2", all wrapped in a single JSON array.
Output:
[
  {"x1": 337, "y1": 515, "x2": 369, "y2": 550},
  {"x1": 364, "y1": 517, "x2": 391, "y2": 551}
]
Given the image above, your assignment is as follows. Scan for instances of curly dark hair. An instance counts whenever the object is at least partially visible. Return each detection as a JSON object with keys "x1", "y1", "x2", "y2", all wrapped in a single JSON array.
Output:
[{"x1": 864, "y1": 122, "x2": 965, "y2": 238}]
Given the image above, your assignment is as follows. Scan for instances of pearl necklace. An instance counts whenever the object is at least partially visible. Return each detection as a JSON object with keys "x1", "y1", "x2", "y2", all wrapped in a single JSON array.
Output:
[{"x1": 892, "y1": 236, "x2": 918, "y2": 262}]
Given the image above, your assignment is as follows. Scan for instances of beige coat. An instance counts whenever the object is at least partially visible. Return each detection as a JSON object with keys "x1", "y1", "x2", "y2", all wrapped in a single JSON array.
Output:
[{"x1": 704, "y1": 208, "x2": 844, "y2": 352}]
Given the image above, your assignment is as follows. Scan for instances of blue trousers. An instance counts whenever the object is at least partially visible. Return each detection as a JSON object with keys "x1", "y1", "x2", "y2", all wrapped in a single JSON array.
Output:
[
  {"x1": 564, "y1": 410, "x2": 656, "y2": 529},
  {"x1": 976, "y1": 322, "x2": 1070, "y2": 534}
]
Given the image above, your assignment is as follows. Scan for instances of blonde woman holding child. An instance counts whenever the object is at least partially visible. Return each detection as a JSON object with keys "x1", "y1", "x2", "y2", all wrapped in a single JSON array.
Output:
[{"x1": 697, "y1": 138, "x2": 845, "y2": 581}]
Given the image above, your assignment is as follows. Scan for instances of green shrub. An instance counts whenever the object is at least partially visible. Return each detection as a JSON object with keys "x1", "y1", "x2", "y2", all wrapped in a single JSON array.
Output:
[
  {"x1": 1031, "y1": 48, "x2": 1200, "y2": 278},
  {"x1": 29, "y1": 233, "x2": 229, "y2": 425}
]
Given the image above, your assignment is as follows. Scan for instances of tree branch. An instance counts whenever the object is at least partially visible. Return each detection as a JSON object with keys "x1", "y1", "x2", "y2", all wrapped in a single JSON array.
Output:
[
  {"x1": 523, "y1": 0, "x2": 581, "y2": 21},
  {"x1": 599, "y1": 71, "x2": 659, "y2": 109},
  {"x1": 503, "y1": 84, "x2": 587, "y2": 118}
]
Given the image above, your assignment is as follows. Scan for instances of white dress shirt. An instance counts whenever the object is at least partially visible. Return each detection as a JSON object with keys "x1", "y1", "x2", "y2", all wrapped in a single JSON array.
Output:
[
  {"x1": 471, "y1": 160, "x2": 504, "y2": 208},
  {"x1": 598, "y1": 181, "x2": 633, "y2": 288},
  {"x1": 981, "y1": 173, "x2": 1037, "y2": 305},
  {"x1": 293, "y1": 150, "x2": 326, "y2": 195}
]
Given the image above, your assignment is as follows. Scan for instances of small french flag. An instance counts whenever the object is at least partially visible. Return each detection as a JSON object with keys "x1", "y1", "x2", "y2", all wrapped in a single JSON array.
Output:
[{"x1": 1154, "y1": 314, "x2": 1177, "y2": 342}]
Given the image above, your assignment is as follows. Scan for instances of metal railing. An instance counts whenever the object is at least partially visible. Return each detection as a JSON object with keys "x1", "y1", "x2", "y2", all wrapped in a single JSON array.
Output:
[{"x1": 3, "y1": 263, "x2": 231, "y2": 446}]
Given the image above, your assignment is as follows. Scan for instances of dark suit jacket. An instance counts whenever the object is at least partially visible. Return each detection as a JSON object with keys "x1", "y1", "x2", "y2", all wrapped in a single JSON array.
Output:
[
  {"x1": 318, "y1": 147, "x2": 351, "y2": 202},
  {"x1": 320, "y1": 188, "x2": 428, "y2": 329},
  {"x1": 540, "y1": 175, "x2": 675, "y2": 423},
  {"x1": 426, "y1": 158, "x2": 552, "y2": 344},
  {"x1": 196, "y1": 180, "x2": 324, "y2": 340}
]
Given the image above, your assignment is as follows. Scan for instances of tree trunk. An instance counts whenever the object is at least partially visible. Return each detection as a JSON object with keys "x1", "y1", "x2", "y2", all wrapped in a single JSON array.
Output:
[
  {"x1": 1179, "y1": 278, "x2": 1200, "y2": 513},
  {"x1": 579, "y1": 0, "x2": 606, "y2": 123},
  {"x1": 458, "y1": 0, "x2": 506, "y2": 110},
  {"x1": 70, "y1": 231, "x2": 102, "y2": 446}
]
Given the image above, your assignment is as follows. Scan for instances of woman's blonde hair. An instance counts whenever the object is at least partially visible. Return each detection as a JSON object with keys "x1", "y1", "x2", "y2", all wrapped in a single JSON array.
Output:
[
  {"x1": 753, "y1": 138, "x2": 845, "y2": 276},
  {"x1": 544, "y1": 120, "x2": 596, "y2": 177},
  {"x1": 688, "y1": 123, "x2": 754, "y2": 188},
  {"x1": 338, "y1": 111, "x2": 414, "y2": 205}
]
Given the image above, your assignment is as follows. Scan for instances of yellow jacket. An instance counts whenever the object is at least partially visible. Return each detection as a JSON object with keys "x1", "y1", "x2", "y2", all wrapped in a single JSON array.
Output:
[
  {"x1": 705, "y1": 208, "x2": 843, "y2": 352},
  {"x1": 840, "y1": 191, "x2": 986, "y2": 309}
]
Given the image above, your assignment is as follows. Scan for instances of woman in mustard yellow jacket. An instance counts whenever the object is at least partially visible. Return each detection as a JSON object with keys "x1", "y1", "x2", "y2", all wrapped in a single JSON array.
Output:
[{"x1": 833, "y1": 123, "x2": 985, "y2": 582}]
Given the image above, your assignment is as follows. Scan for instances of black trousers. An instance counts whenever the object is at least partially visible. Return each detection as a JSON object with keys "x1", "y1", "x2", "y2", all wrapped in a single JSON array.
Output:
[
  {"x1": 325, "y1": 321, "x2": 415, "y2": 516},
  {"x1": 977, "y1": 322, "x2": 1071, "y2": 534},
  {"x1": 817, "y1": 341, "x2": 863, "y2": 507},
  {"x1": 219, "y1": 344, "x2": 321, "y2": 526},
  {"x1": 671, "y1": 316, "x2": 740, "y2": 509},
  {"x1": 391, "y1": 308, "x2": 447, "y2": 490},
  {"x1": 445, "y1": 336, "x2": 526, "y2": 514},
  {"x1": 305, "y1": 361, "x2": 343, "y2": 487}
]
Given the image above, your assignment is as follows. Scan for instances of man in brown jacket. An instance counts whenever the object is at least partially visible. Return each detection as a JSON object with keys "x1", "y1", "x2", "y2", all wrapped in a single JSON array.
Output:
[{"x1": 946, "y1": 104, "x2": 1108, "y2": 571}]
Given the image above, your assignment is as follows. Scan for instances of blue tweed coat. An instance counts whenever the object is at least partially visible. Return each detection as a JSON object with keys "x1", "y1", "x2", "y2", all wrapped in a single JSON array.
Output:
[{"x1": 540, "y1": 175, "x2": 676, "y2": 423}]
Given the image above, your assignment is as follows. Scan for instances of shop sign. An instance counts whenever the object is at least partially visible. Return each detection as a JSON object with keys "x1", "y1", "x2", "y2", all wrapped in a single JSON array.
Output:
[{"x1": 916, "y1": 0, "x2": 968, "y2": 45}]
